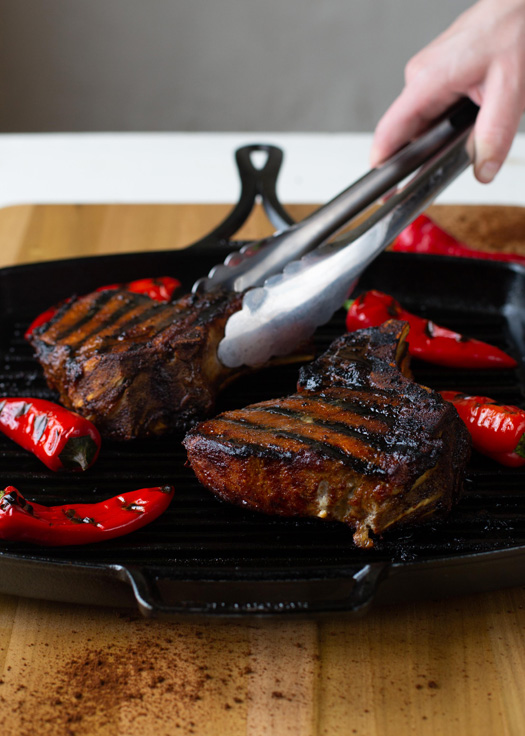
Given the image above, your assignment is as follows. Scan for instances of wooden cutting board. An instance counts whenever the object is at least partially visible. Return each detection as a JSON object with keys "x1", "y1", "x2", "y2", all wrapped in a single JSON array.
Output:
[
  {"x1": 1, "y1": 202, "x2": 525, "y2": 269},
  {"x1": 0, "y1": 203, "x2": 523, "y2": 736}
]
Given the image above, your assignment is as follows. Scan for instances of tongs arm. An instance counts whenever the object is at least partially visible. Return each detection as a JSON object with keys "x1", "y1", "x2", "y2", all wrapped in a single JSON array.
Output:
[
  {"x1": 194, "y1": 99, "x2": 478, "y2": 295},
  {"x1": 218, "y1": 107, "x2": 477, "y2": 367}
]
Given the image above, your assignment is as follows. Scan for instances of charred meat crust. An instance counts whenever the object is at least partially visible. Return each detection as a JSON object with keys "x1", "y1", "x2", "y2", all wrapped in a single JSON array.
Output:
[
  {"x1": 297, "y1": 319, "x2": 413, "y2": 391},
  {"x1": 184, "y1": 320, "x2": 471, "y2": 548},
  {"x1": 28, "y1": 288, "x2": 244, "y2": 440}
]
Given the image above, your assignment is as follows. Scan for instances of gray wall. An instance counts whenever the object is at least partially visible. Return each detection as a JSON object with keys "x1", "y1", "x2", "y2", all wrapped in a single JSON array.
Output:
[{"x1": 0, "y1": 0, "x2": 474, "y2": 133}]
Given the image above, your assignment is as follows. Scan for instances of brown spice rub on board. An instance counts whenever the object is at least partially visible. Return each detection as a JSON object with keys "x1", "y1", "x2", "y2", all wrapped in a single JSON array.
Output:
[{"x1": 184, "y1": 321, "x2": 471, "y2": 548}]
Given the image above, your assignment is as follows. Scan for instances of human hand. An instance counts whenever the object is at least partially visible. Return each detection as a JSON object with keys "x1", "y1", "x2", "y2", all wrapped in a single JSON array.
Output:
[{"x1": 370, "y1": 0, "x2": 525, "y2": 183}]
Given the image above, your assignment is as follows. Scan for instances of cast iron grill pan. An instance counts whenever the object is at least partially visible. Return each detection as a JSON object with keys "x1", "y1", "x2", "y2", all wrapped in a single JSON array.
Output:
[
  {"x1": 0, "y1": 148, "x2": 524, "y2": 617},
  {"x1": 0, "y1": 247, "x2": 524, "y2": 617}
]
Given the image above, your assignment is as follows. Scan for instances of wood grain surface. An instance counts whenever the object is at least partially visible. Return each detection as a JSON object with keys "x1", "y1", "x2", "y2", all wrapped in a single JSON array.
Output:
[{"x1": 0, "y1": 202, "x2": 524, "y2": 736}]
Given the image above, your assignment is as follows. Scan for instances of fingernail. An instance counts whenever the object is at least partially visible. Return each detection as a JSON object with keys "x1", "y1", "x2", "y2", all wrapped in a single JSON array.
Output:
[
  {"x1": 369, "y1": 145, "x2": 380, "y2": 168},
  {"x1": 477, "y1": 160, "x2": 501, "y2": 183}
]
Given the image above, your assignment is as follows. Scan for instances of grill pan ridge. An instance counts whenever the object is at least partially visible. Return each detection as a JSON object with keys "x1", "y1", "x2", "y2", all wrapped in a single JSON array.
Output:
[{"x1": 1, "y1": 168, "x2": 525, "y2": 618}]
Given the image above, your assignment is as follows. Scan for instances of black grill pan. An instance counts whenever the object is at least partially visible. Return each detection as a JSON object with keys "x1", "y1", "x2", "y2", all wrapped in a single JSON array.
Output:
[{"x1": 0, "y1": 149, "x2": 524, "y2": 618}]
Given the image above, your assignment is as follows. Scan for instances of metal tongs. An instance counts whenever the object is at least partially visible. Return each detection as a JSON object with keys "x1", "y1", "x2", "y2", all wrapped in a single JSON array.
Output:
[{"x1": 194, "y1": 99, "x2": 479, "y2": 367}]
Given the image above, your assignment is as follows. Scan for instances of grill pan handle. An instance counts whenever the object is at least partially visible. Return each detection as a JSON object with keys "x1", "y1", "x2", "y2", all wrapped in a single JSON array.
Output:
[
  {"x1": 193, "y1": 144, "x2": 291, "y2": 247},
  {"x1": 235, "y1": 144, "x2": 296, "y2": 230},
  {"x1": 118, "y1": 562, "x2": 388, "y2": 618}
]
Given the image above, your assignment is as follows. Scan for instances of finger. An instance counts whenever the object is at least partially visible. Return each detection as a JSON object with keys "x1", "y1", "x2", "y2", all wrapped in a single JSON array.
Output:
[
  {"x1": 472, "y1": 60, "x2": 525, "y2": 182},
  {"x1": 370, "y1": 76, "x2": 463, "y2": 166}
]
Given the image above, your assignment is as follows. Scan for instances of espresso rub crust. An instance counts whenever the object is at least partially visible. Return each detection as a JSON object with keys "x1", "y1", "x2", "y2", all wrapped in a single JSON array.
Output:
[
  {"x1": 184, "y1": 321, "x2": 471, "y2": 548},
  {"x1": 28, "y1": 288, "x2": 244, "y2": 440}
]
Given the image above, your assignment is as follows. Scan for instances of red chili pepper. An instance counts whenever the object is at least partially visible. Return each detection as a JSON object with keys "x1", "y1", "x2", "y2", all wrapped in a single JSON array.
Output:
[
  {"x1": 440, "y1": 391, "x2": 525, "y2": 467},
  {"x1": 0, "y1": 485, "x2": 174, "y2": 546},
  {"x1": 392, "y1": 214, "x2": 525, "y2": 265},
  {"x1": 24, "y1": 276, "x2": 181, "y2": 339},
  {"x1": 0, "y1": 398, "x2": 101, "y2": 472},
  {"x1": 95, "y1": 276, "x2": 181, "y2": 301},
  {"x1": 346, "y1": 290, "x2": 517, "y2": 369}
]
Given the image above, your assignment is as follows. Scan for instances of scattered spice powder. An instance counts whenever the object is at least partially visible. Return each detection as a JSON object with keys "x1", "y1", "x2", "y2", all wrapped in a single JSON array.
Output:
[
  {"x1": 0, "y1": 619, "x2": 257, "y2": 736},
  {"x1": 0, "y1": 609, "x2": 321, "y2": 735}
]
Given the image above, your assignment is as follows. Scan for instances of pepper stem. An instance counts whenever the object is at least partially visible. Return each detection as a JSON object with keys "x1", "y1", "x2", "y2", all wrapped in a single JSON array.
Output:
[
  {"x1": 58, "y1": 436, "x2": 99, "y2": 471},
  {"x1": 515, "y1": 433, "x2": 525, "y2": 460}
]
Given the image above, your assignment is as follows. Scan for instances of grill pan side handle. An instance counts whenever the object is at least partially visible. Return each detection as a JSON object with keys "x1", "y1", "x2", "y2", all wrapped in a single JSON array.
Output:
[
  {"x1": 193, "y1": 144, "x2": 294, "y2": 248},
  {"x1": 235, "y1": 144, "x2": 297, "y2": 230},
  {"x1": 117, "y1": 563, "x2": 389, "y2": 618}
]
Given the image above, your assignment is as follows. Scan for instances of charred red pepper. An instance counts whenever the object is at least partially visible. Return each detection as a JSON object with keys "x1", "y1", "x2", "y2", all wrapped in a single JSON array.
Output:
[
  {"x1": 24, "y1": 276, "x2": 180, "y2": 338},
  {"x1": 0, "y1": 398, "x2": 101, "y2": 472},
  {"x1": 440, "y1": 391, "x2": 525, "y2": 467},
  {"x1": 346, "y1": 290, "x2": 517, "y2": 369},
  {"x1": 0, "y1": 485, "x2": 174, "y2": 546},
  {"x1": 392, "y1": 214, "x2": 525, "y2": 265},
  {"x1": 94, "y1": 276, "x2": 181, "y2": 301}
]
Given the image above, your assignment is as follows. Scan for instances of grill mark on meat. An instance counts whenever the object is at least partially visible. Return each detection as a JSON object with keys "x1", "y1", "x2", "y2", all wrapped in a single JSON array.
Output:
[
  {"x1": 316, "y1": 393, "x2": 399, "y2": 425},
  {"x1": 104, "y1": 302, "x2": 178, "y2": 334},
  {"x1": 53, "y1": 291, "x2": 118, "y2": 340},
  {"x1": 31, "y1": 298, "x2": 76, "y2": 336},
  {"x1": 49, "y1": 293, "x2": 197, "y2": 357},
  {"x1": 67, "y1": 298, "x2": 156, "y2": 354},
  {"x1": 242, "y1": 404, "x2": 392, "y2": 452},
  {"x1": 265, "y1": 392, "x2": 398, "y2": 427},
  {"x1": 88, "y1": 293, "x2": 238, "y2": 356},
  {"x1": 200, "y1": 415, "x2": 381, "y2": 475},
  {"x1": 98, "y1": 296, "x2": 238, "y2": 353},
  {"x1": 94, "y1": 306, "x2": 184, "y2": 354},
  {"x1": 212, "y1": 398, "x2": 440, "y2": 474}
]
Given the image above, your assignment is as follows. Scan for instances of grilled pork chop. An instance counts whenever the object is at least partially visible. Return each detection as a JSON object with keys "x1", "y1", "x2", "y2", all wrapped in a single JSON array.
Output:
[
  {"x1": 28, "y1": 288, "x2": 244, "y2": 440},
  {"x1": 184, "y1": 320, "x2": 471, "y2": 548}
]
